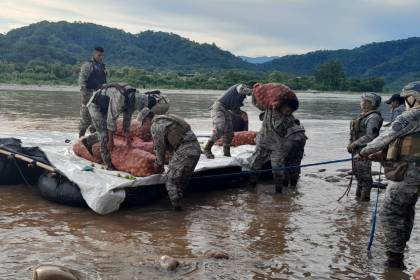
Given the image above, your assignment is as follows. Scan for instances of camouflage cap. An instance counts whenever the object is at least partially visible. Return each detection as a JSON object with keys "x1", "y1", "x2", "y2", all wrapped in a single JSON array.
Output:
[
  {"x1": 361, "y1": 92, "x2": 381, "y2": 108},
  {"x1": 401, "y1": 81, "x2": 420, "y2": 99}
]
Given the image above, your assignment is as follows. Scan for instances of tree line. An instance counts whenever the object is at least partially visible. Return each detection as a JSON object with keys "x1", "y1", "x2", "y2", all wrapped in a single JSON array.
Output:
[{"x1": 0, "y1": 60, "x2": 385, "y2": 92}]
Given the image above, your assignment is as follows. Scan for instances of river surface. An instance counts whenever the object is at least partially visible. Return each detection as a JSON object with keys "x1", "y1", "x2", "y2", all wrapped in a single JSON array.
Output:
[{"x1": 0, "y1": 87, "x2": 418, "y2": 279}]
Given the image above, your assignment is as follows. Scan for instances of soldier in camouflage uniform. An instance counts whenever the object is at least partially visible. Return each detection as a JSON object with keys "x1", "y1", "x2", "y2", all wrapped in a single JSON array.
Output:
[
  {"x1": 347, "y1": 92, "x2": 383, "y2": 201},
  {"x1": 138, "y1": 109, "x2": 201, "y2": 211},
  {"x1": 82, "y1": 83, "x2": 167, "y2": 169},
  {"x1": 248, "y1": 98, "x2": 299, "y2": 193},
  {"x1": 78, "y1": 47, "x2": 107, "y2": 138},
  {"x1": 361, "y1": 82, "x2": 420, "y2": 269},
  {"x1": 203, "y1": 84, "x2": 252, "y2": 158}
]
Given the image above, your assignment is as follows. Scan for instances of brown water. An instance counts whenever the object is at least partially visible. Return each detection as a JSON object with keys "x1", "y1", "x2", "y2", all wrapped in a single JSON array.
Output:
[{"x1": 0, "y1": 88, "x2": 418, "y2": 279}]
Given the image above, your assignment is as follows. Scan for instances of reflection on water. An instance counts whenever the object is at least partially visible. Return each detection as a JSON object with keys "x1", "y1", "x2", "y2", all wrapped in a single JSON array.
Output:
[{"x1": 0, "y1": 88, "x2": 418, "y2": 279}]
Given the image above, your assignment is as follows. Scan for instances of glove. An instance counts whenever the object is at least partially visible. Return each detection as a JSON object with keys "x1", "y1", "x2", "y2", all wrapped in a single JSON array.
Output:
[
  {"x1": 367, "y1": 151, "x2": 386, "y2": 162},
  {"x1": 347, "y1": 143, "x2": 358, "y2": 153}
]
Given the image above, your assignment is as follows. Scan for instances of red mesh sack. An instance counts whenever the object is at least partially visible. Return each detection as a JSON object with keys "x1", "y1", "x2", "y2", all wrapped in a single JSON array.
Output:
[
  {"x1": 253, "y1": 83, "x2": 297, "y2": 109},
  {"x1": 73, "y1": 140, "x2": 102, "y2": 163},
  {"x1": 73, "y1": 135, "x2": 157, "y2": 177},
  {"x1": 111, "y1": 147, "x2": 156, "y2": 177},
  {"x1": 216, "y1": 131, "x2": 257, "y2": 147},
  {"x1": 116, "y1": 119, "x2": 152, "y2": 141}
]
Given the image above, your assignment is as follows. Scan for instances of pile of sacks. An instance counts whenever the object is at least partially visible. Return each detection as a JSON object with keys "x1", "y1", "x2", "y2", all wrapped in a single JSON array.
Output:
[
  {"x1": 73, "y1": 119, "x2": 156, "y2": 177},
  {"x1": 253, "y1": 83, "x2": 297, "y2": 109},
  {"x1": 216, "y1": 131, "x2": 257, "y2": 147}
]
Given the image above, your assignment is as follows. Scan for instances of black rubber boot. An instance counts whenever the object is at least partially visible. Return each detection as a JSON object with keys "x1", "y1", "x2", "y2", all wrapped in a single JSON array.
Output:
[
  {"x1": 273, "y1": 174, "x2": 285, "y2": 193},
  {"x1": 360, "y1": 188, "x2": 371, "y2": 201},
  {"x1": 203, "y1": 140, "x2": 215, "y2": 159},
  {"x1": 223, "y1": 145, "x2": 231, "y2": 157},
  {"x1": 385, "y1": 251, "x2": 405, "y2": 269},
  {"x1": 355, "y1": 185, "x2": 362, "y2": 198},
  {"x1": 81, "y1": 137, "x2": 94, "y2": 155},
  {"x1": 171, "y1": 198, "x2": 183, "y2": 211},
  {"x1": 248, "y1": 173, "x2": 258, "y2": 187},
  {"x1": 275, "y1": 182, "x2": 283, "y2": 193}
]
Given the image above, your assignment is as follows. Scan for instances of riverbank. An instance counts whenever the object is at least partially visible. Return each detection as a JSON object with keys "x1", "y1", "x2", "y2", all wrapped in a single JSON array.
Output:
[{"x1": 0, "y1": 83, "x2": 376, "y2": 96}]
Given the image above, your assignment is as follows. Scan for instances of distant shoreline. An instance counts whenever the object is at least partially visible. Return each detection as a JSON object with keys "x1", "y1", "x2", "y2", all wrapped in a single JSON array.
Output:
[
  {"x1": 0, "y1": 83, "x2": 381, "y2": 95},
  {"x1": 0, "y1": 83, "x2": 79, "y2": 92}
]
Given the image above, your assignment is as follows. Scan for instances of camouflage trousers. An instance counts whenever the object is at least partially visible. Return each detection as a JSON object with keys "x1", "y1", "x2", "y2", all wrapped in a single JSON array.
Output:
[
  {"x1": 248, "y1": 144, "x2": 288, "y2": 190},
  {"x1": 352, "y1": 157, "x2": 372, "y2": 197},
  {"x1": 84, "y1": 104, "x2": 112, "y2": 167},
  {"x1": 380, "y1": 181, "x2": 419, "y2": 254},
  {"x1": 166, "y1": 140, "x2": 201, "y2": 205},
  {"x1": 78, "y1": 89, "x2": 96, "y2": 137},
  {"x1": 284, "y1": 140, "x2": 306, "y2": 187},
  {"x1": 209, "y1": 101, "x2": 233, "y2": 145}
]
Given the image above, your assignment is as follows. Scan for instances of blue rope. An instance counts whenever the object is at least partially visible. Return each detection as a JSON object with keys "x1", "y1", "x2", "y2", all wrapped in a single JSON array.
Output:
[
  {"x1": 367, "y1": 165, "x2": 381, "y2": 256},
  {"x1": 194, "y1": 158, "x2": 353, "y2": 180}
]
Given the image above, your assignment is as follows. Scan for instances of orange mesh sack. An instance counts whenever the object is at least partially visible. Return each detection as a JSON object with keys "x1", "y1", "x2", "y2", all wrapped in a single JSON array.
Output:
[
  {"x1": 111, "y1": 147, "x2": 156, "y2": 177},
  {"x1": 116, "y1": 119, "x2": 152, "y2": 141},
  {"x1": 216, "y1": 131, "x2": 257, "y2": 147},
  {"x1": 73, "y1": 140, "x2": 102, "y2": 163},
  {"x1": 253, "y1": 83, "x2": 297, "y2": 109}
]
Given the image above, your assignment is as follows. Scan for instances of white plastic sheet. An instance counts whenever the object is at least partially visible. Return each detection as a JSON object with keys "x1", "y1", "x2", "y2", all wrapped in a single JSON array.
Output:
[{"x1": 4, "y1": 132, "x2": 255, "y2": 214}]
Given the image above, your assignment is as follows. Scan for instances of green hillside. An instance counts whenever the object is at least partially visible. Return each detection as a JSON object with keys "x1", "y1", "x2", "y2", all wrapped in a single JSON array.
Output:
[
  {"x1": 0, "y1": 21, "x2": 250, "y2": 71},
  {"x1": 0, "y1": 21, "x2": 418, "y2": 90},
  {"x1": 261, "y1": 38, "x2": 420, "y2": 90}
]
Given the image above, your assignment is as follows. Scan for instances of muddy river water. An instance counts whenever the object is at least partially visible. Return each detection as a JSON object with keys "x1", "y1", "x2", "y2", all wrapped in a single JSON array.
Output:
[{"x1": 0, "y1": 87, "x2": 418, "y2": 279}]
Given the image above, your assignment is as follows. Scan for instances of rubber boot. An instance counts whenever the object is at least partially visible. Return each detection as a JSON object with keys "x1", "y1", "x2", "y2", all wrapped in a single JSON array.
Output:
[
  {"x1": 248, "y1": 173, "x2": 259, "y2": 187},
  {"x1": 360, "y1": 188, "x2": 371, "y2": 201},
  {"x1": 385, "y1": 251, "x2": 405, "y2": 269},
  {"x1": 203, "y1": 140, "x2": 215, "y2": 159},
  {"x1": 81, "y1": 137, "x2": 94, "y2": 155},
  {"x1": 275, "y1": 182, "x2": 283, "y2": 193},
  {"x1": 171, "y1": 198, "x2": 183, "y2": 211},
  {"x1": 273, "y1": 174, "x2": 285, "y2": 193},
  {"x1": 355, "y1": 185, "x2": 362, "y2": 199},
  {"x1": 223, "y1": 145, "x2": 231, "y2": 157}
]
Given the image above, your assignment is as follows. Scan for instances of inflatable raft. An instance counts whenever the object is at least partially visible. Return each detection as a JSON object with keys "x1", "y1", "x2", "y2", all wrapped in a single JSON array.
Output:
[{"x1": 0, "y1": 135, "x2": 254, "y2": 214}]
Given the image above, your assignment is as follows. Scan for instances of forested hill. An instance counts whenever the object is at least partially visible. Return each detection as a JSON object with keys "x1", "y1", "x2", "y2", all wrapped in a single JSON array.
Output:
[
  {"x1": 0, "y1": 21, "x2": 419, "y2": 90},
  {"x1": 0, "y1": 21, "x2": 251, "y2": 71},
  {"x1": 260, "y1": 37, "x2": 420, "y2": 88}
]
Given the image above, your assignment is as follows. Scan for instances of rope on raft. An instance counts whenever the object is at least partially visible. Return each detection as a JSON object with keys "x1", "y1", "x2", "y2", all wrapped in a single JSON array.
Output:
[{"x1": 193, "y1": 158, "x2": 353, "y2": 180}]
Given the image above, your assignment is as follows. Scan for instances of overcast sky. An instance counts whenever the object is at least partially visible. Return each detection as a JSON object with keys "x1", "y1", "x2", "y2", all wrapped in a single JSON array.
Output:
[{"x1": 0, "y1": 0, "x2": 419, "y2": 57}]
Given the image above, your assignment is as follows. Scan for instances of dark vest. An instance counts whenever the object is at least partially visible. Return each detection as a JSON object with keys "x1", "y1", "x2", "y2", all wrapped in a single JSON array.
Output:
[
  {"x1": 350, "y1": 111, "x2": 382, "y2": 142},
  {"x1": 92, "y1": 84, "x2": 135, "y2": 114},
  {"x1": 86, "y1": 62, "x2": 107, "y2": 90},
  {"x1": 218, "y1": 84, "x2": 246, "y2": 110}
]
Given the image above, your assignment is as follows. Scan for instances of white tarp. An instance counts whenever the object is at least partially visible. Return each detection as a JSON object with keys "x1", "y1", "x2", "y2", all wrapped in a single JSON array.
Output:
[{"x1": 3, "y1": 132, "x2": 255, "y2": 214}]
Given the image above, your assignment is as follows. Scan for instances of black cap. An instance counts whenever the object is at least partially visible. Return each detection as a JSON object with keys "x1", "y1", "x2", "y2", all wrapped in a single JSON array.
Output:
[
  {"x1": 94, "y1": 46, "x2": 105, "y2": 53},
  {"x1": 385, "y1": 93, "x2": 404, "y2": 104}
]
